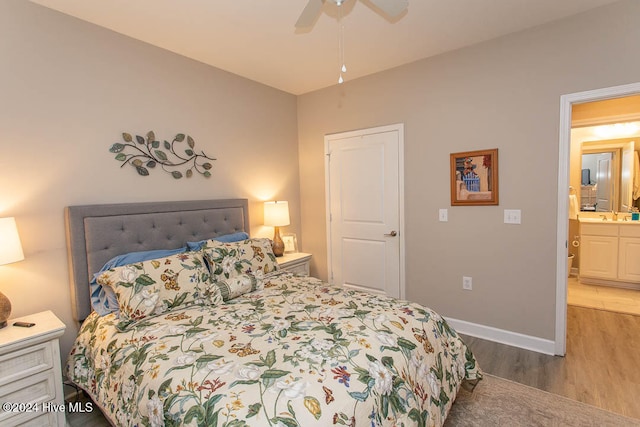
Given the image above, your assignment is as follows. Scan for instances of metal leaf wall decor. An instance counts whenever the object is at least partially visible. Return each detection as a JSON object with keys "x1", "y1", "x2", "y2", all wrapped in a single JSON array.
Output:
[{"x1": 109, "y1": 131, "x2": 216, "y2": 179}]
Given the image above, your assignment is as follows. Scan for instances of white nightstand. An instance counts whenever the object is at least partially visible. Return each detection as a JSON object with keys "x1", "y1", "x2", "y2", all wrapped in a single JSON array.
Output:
[
  {"x1": 277, "y1": 252, "x2": 312, "y2": 276},
  {"x1": 0, "y1": 310, "x2": 66, "y2": 426}
]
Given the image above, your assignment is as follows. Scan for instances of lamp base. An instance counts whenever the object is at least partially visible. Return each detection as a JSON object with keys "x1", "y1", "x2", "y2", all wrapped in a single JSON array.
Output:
[
  {"x1": 0, "y1": 290, "x2": 11, "y2": 329},
  {"x1": 272, "y1": 226, "x2": 285, "y2": 257}
]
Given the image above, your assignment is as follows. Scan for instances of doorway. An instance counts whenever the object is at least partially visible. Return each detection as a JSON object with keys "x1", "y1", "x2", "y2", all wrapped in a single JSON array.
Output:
[
  {"x1": 324, "y1": 123, "x2": 405, "y2": 298},
  {"x1": 556, "y1": 82, "x2": 640, "y2": 355}
]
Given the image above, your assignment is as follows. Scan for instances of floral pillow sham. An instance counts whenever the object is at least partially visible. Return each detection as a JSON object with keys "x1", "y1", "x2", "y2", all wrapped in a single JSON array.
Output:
[
  {"x1": 201, "y1": 237, "x2": 278, "y2": 282},
  {"x1": 96, "y1": 251, "x2": 222, "y2": 329},
  {"x1": 90, "y1": 246, "x2": 187, "y2": 316}
]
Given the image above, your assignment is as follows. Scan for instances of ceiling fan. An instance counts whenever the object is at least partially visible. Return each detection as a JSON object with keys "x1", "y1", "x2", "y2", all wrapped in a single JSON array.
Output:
[{"x1": 295, "y1": 0, "x2": 409, "y2": 29}]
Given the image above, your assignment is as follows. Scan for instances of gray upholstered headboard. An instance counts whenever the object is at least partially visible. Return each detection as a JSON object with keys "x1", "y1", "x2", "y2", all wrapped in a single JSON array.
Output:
[{"x1": 65, "y1": 199, "x2": 249, "y2": 322}]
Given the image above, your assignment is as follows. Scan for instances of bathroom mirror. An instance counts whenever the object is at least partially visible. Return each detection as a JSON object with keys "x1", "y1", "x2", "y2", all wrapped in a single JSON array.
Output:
[
  {"x1": 579, "y1": 138, "x2": 635, "y2": 212},
  {"x1": 571, "y1": 98, "x2": 640, "y2": 215}
]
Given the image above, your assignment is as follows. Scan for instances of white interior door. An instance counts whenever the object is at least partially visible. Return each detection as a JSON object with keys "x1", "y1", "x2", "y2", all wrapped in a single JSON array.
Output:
[
  {"x1": 325, "y1": 124, "x2": 404, "y2": 298},
  {"x1": 595, "y1": 152, "x2": 612, "y2": 211}
]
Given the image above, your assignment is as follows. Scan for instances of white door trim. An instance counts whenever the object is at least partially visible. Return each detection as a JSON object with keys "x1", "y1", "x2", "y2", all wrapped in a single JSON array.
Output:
[
  {"x1": 556, "y1": 82, "x2": 640, "y2": 355},
  {"x1": 324, "y1": 123, "x2": 406, "y2": 299}
]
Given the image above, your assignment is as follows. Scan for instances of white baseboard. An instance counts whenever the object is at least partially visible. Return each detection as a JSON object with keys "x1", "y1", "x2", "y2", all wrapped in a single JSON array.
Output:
[{"x1": 445, "y1": 316, "x2": 557, "y2": 356}]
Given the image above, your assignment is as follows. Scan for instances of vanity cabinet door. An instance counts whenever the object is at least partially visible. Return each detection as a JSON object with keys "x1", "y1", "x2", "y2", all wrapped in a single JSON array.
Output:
[
  {"x1": 618, "y1": 237, "x2": 640, "y2": 282},
  {"x1": 579, "y1": 235, "x2": 618, "y2": 280}
]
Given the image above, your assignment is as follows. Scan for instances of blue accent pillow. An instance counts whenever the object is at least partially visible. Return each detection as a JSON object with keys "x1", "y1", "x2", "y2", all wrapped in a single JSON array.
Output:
[
  {"x1": 186, "y1": 231, "x2": 250, "y2": 251},
  {"x1": 90, "y1": 246, "x2": 187, "y2": 316}
]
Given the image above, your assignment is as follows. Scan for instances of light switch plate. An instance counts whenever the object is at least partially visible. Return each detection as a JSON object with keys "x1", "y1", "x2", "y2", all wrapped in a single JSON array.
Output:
[
  {"x1": 504, "y1": 209, "x2": 522, "y2": 224},
  {"x1": 439, "y1": 209, "x2": 448, "y2": 222}
]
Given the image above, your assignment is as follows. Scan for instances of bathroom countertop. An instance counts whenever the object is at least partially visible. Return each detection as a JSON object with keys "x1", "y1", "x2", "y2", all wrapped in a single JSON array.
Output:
[{"x1": 578, "y1": 217, "x2": 640, "y2": 224}]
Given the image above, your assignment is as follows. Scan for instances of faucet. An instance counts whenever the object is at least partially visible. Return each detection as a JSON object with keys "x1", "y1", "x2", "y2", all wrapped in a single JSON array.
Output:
[
  {"x1": 600, "y1": 215, "x2": 607, "y2": 221},
  {"x1": 612, "y1": 211, "x2": 618, "y2": 221}
]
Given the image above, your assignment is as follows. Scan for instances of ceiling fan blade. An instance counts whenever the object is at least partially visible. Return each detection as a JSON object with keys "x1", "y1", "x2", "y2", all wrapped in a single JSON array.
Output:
[
  {"x1": 367, "y1": 0, "x2": 408, "y2": 18},
  {"x1": 295, "y1": 0, "x2": 325, "y2": 28}
]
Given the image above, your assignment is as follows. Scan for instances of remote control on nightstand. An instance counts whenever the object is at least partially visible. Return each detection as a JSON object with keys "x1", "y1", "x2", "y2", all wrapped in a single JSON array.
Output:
[{"x1": 13, "y1": 321, "x2": 36, "y2": 327}]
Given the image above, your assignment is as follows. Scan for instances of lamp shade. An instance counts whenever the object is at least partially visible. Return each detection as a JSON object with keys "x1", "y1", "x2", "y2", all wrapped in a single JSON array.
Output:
[
  {"x1": 264, "y1": 201, "x2": 290, "y2": 227},
  {"x1": 0, "y1": 217, "x2": 24, "y2": 266}
]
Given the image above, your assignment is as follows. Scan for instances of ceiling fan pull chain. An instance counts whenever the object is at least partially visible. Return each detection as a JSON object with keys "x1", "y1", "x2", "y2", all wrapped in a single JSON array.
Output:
[{"x1": 338, "y1": 2, "x2": 347, "y2": 83}]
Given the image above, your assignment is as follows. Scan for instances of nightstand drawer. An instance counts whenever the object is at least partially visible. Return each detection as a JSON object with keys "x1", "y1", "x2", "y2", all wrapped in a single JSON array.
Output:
[
  {"x1": 0, "y1": 341, "x2": 54, "y2": 386},
  {"x1": 287, "y1": 262, "x2": 310, "y2": 276},
  {"x1": 277, "y1": 253, "x2": 312, "y2": 277},
  {"x1": 0, "y1": 370, "x2": 58, "y2": 423}
]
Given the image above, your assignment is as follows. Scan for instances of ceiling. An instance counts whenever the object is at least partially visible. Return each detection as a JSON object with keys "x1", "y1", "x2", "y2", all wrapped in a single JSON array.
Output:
[
  {"x1": 30, "y1": 0, "x2": 620, "y2": 95},
  {"x1": 573, "y1": 122, "x2": 640, "y2": 143}
]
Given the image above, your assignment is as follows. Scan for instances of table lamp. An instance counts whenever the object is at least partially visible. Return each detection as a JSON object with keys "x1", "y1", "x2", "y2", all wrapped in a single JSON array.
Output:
[
  {"x1": 264, "y1": 201, "x2": 290, "y2": 257},
  {"x1": 0, "y1": 217, "x2": 24, "y2": 328}
]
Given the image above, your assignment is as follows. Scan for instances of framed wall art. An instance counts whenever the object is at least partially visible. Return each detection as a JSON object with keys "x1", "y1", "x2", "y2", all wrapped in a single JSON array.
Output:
[{"x1": 450, "y1": 148, "x2": 499, "y2": 206}]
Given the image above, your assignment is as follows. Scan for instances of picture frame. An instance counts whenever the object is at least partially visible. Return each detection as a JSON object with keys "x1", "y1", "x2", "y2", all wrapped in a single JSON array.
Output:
[
  {"x1": 282, "y1": 233, "x2": 298, "y2": 253},
  {"x1": 450, "y1": 148, "x2": 499, "y2": 206}
]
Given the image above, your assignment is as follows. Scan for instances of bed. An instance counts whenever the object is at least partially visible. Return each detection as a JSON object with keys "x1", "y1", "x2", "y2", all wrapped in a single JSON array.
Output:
[{"x1": 64, "y1": 199, "x2": 481, "y2": 427}]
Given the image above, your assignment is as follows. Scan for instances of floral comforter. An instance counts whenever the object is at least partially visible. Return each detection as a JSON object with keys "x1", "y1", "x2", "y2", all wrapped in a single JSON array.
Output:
[{"x1": 66, "y1": 273, "x2": 482, "y2": 427}]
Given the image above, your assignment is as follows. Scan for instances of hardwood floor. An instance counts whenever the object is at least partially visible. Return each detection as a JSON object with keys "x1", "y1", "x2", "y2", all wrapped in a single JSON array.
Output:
[
  {"x1": 66, "y1": 305, "x2": 640, "y2": 424},
  {"x1": 65, "y1": 390, "x2": 110, "y2": 427},
  {"x1": 463, "y1": 305, "x2": 640, "y2": 420}
]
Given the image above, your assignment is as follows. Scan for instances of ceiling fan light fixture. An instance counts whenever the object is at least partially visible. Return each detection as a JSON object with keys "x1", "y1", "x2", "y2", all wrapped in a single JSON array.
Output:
[
  {"x1": 295, "y1": 0, "x2": 409, "y2": 85},
  {"x1": 295, "y1": 0, "x2": 409, "y2": 29}
]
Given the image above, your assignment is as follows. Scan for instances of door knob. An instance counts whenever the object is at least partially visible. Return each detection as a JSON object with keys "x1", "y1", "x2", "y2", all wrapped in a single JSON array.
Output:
[{"x1": 385, "y1": 231, "x2": 398, "y2": 237}]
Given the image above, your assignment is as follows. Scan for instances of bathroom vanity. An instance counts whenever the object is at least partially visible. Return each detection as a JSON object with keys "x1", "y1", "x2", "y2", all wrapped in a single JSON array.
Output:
[{"x1": 579, "y1": 218, "x2": 640, "y2": 289}]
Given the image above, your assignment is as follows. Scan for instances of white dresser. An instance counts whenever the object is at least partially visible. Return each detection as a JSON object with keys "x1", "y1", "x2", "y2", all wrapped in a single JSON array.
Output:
[
  {"x1": 277, "y1": 252, "x2": 312, "y2": 276},
  {"x1": 0, "y1": 310, "x2": 66, "y2": 426}
]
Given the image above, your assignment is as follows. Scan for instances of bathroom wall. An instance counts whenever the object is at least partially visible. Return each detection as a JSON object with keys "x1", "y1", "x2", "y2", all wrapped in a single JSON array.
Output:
[{"x1": 569, "y1": 120, "x2": 640, "y2": 269}]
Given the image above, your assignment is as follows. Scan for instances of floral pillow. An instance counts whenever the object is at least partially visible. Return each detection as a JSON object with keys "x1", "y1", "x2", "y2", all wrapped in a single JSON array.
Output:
[
  {"x1": 215, "y1": 273, "x2": 258, "y2": 301},
  {"x1": 201, "y1": 238, "x2": 278, "y2": 283},
  {"x1": 96, "y1": 251, "x2": 222, "y2": 329}
]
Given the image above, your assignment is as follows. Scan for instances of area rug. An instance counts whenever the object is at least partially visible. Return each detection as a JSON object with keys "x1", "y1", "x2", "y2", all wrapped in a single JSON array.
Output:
[{"x1": 445, "y1": 374, "x2": 640, "y2": 426}]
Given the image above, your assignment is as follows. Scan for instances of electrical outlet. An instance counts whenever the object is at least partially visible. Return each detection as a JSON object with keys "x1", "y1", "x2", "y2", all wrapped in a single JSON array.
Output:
[
  {"x1": 462, "y1": 276, "x2": 472, "y2": 290},
  {"x1": 439, "y1": 208, "x2": 448, "y2": 222}
]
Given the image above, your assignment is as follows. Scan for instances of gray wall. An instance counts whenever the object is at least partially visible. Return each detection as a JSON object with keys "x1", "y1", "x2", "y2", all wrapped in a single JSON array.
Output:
[
  {"x1": 0, "y1": 1, "x2": 299, "y2": 358},
  {"x1": 297, "y1": 0, "x2": 640, "y2": 341}
]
